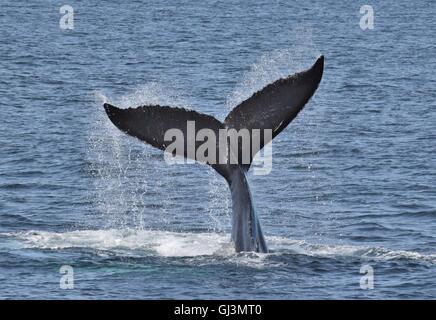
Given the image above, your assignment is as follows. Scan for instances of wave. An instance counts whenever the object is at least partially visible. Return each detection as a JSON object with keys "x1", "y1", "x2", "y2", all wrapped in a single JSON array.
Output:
[
  {"x1": 269, "y1": 236, "x2": 436, "y2": 264},
  {"x1": 2, "y1": 229, "x2": 435, "y2": 265}
]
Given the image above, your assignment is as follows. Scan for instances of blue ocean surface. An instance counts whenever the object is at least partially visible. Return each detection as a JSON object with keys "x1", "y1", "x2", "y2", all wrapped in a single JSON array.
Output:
[{"x1": 0, "y1": 0, "x2": 435, "y2": 299}]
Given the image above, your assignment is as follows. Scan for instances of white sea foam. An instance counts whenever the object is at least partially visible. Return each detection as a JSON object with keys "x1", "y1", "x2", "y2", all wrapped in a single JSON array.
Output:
[
  {"x1": 4, "y1": 229, "x2": 435, "y2": 265},
  {"x1": 7, "y1": 229, "x2": 231, "y2": 257},
  {"x1": 269, "y1": 236, "x2": 436, "y2": 264}
]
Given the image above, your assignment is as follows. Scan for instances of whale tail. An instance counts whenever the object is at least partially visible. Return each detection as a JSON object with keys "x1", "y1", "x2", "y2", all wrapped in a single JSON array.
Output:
[{"x1": 103, "y1": 55, "x2": 324, "y2": 252}]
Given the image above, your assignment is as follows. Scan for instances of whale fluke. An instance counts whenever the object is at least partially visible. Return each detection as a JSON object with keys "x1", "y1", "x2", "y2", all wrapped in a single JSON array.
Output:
[
  {"x1": 103, "y1": 103, "x2": 231, "y2": 179},
  {"x1": 103, "y1": 55, "x2": 324, "y2": 253},
  {"x1": 103, "y1": 104, "x2": 223, "y2": 154},
  {"x1": 225, "y1": 55, "x2": 324, "y2": 170}
]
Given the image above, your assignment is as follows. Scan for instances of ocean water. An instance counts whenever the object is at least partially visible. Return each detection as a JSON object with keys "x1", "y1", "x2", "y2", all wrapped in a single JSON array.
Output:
[{"x1": 0, "y1": 0, "x2": 435, "y2": 299}]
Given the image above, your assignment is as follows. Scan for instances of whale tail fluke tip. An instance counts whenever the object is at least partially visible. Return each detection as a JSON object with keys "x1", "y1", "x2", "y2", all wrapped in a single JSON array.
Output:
[
  {"x1": 103, "y1": 102, "x2": 116, "y2": 114},
  {"x1": 314, "y1": 55, "x2": 324, "y2": 75}
]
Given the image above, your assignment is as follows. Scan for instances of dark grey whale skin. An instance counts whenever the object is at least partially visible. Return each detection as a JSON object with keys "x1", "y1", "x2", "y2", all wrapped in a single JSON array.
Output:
[
  {"x1": 228, "y1": 165, "x2": 268, "y2": 252},
  {"x1": 103, "y1": 56, "x2": 324, "y2": 253}
]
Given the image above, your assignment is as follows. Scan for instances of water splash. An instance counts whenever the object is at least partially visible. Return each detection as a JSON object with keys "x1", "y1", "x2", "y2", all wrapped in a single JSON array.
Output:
[
  {"x1": 111, "y1": 82, "x2": 188, "y2": 109},
  {"x1": 227, "y1": 24, "x2": 320, "y2": 109},
  {"x1": 224, "y1": 25, "x2": 332, "y2": 240},
  {"x1": 87, "y1": 84, "x2": 189, "y2": 230},
  {"x1": 87, "y1": 84, "x2": 230, "y2": 232},
  {"x1": 206, "y1": 167, "x2": 231, "y2": 233},
  {"x1": 5, "y1": 229, "x2": 436, "y2": 265},
  {"x1": 226, "y1": 24, "x2": 326, "y2": 215},
  {"x1": 85, "y1": 33, "x2": 322, "y2": 234}
]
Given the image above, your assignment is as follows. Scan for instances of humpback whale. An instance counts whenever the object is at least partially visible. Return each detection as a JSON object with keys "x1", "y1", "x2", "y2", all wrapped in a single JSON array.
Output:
[{"x1": 103, "y1": 55, "x2": 324, "y2": 253}]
